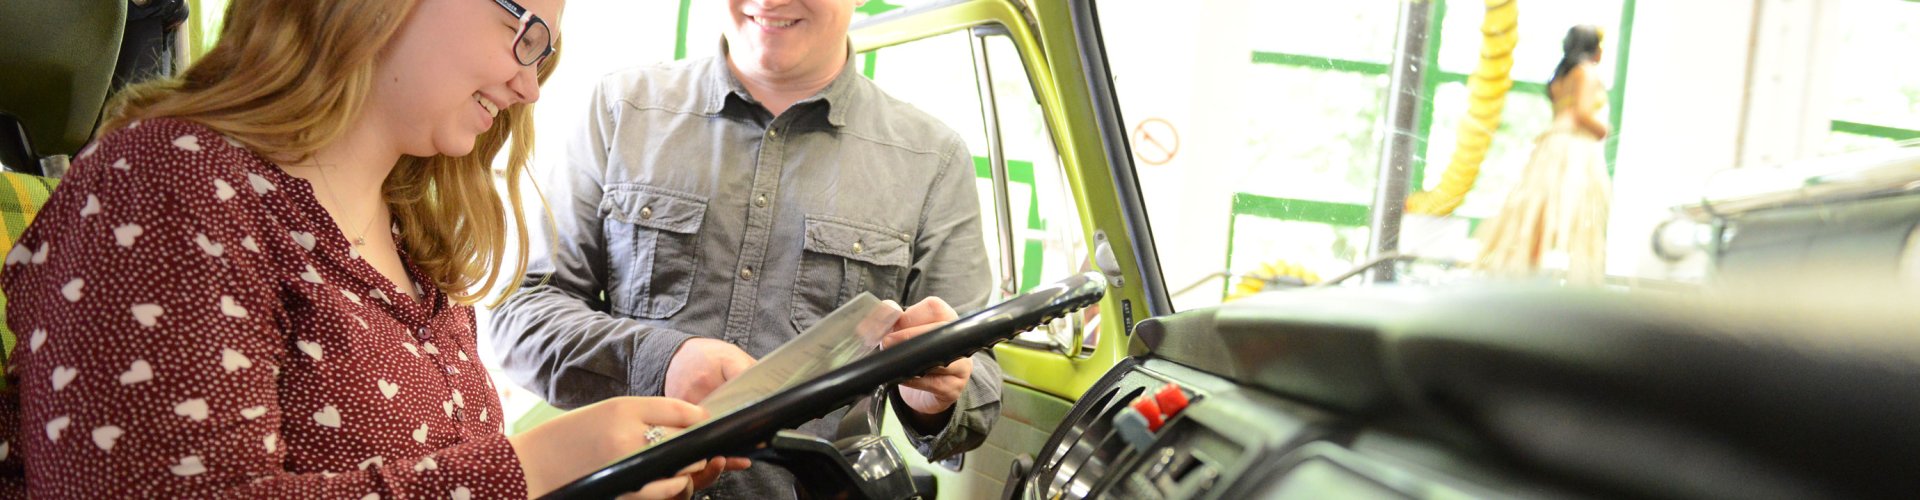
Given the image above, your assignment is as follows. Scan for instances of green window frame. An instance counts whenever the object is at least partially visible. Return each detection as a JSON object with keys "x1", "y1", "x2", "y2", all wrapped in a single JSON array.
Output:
[
  {"x1": 1246, "y1": 0, "x2": 1636, "y2": 213},
  {"x1": 1824, "y1": 0, "x2": 1920, "y2": 150},
  {"x1": 1222, "y1": 0, "x2": 1635, "y2": 297}
]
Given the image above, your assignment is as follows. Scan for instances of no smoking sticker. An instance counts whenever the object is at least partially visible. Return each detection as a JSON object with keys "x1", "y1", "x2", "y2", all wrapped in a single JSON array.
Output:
[{"x1": 1131, "y1": 118, "x2": 1179, "y2": 166}]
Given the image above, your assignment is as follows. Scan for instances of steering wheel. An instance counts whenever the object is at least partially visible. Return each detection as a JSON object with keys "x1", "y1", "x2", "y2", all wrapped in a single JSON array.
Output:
[{"x1": 541, "y1": 272, "x2": 1110, "y2": 499}]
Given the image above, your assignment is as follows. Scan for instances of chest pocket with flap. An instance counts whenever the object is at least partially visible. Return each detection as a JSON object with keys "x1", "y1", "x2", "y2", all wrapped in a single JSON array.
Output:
[
  {"x1": 791, "y1": 215, "x2": 911, "y2": 333},
  {"x1": 602, "y1": 186, "x2": 706, "y2": 319}
]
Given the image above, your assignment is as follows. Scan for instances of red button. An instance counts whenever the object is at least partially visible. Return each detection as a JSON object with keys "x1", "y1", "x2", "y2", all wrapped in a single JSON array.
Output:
[
  {"x1": 1130, "y1": 396, "x2": 1164, "y2": 431},
  {"x1": 1155, "y1": 383, "x2": 1190, "y2": 417}
]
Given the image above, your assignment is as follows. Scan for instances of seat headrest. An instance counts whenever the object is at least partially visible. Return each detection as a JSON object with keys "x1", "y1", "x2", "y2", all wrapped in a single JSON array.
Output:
[{"x1": 0, "y1": 1, "x2": 128, "y2": 159}]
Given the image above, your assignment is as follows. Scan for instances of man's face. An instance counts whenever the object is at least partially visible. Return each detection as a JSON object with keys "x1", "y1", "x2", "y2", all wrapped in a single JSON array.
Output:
[{"x1": 721, "y1": 0, "x2": 862, "y2": 80}]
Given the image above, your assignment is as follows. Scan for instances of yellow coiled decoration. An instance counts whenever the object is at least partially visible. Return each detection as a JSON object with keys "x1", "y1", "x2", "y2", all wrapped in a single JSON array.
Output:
[
  {"x1": 1407, "y1": 0, "x2": 1518, "y2": 216},
  {"x1": 1226, "y1": 260, "x2": 1323, "y2": 302}
]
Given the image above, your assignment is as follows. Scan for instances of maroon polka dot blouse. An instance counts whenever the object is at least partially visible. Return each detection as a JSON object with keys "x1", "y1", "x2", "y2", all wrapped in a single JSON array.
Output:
[{"x1": 0, "y1": 118, "x2": 528, "y2": 498}]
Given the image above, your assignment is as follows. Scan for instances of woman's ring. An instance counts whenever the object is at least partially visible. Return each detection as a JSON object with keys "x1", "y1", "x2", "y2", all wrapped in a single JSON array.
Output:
[{"x1": 644, "y1": 426, "x2": 668, "y2": 446}]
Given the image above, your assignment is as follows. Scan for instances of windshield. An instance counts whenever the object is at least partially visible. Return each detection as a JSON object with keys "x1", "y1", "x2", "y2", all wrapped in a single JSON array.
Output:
[{"x1": 1094, "y1": 0, "x2": 1920, "y2": 311}]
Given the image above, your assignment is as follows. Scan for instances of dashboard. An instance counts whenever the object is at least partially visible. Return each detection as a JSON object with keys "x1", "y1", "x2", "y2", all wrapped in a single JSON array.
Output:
[
  {"x1": 1009, "y1": 286, "x2": 1920, "y2": 499},
  {"x1": 1014, "y1": 358, "x2": 1546, "y2": 499}
]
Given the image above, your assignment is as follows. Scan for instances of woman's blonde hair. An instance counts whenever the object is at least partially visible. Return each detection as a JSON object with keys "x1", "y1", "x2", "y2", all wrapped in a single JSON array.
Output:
[{"x1": 100, "y1": 0, "x2": 557, "y2": 306}]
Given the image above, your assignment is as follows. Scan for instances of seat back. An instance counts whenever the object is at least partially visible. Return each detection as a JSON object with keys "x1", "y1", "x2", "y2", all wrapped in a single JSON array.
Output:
[
  {"x1": 0, "y1": 172, "x2": 58, "y2": 388},
  {"x1": 0, "y1": 1, "x2": 128, "y2": 173}
]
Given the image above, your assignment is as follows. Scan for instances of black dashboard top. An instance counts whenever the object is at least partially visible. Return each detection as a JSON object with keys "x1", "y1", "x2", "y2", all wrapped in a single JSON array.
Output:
[{"x1": 1122, "y1": 285, "x2": 1920, "y2": 498}]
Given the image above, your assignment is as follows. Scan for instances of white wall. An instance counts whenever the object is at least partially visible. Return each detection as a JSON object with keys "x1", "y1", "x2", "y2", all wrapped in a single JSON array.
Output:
[
  {"x1": 1606, "y1": 0, "x2": 1758, "y2": 280},
  {"x1": 1099, "y1": 0, "x2": 1249, "y2": 310},
  {"x1": 1608, "y1": 0, "x2": 1853, "y2": 281},
  {"x1": 1737, "y1": 0, "x2": 1847, "y2": 168}
]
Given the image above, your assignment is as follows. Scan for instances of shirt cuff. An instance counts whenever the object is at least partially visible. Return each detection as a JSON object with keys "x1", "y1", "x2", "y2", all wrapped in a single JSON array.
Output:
[
  {"x1": 889, "y1": 373, "x2": 995, "y2": 461},
  {"x1": 633, "y1": 329, "x2": 699, "y2": 397}
]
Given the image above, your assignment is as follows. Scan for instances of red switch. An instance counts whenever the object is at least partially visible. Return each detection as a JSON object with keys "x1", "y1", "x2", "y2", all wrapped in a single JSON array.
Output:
[
  {"x1": 1130, "y1": 396, "x2": 1164, "y2": 431},
  {"x1": 1155, "y1": 383, "x2": 1190, "y2": 417}
]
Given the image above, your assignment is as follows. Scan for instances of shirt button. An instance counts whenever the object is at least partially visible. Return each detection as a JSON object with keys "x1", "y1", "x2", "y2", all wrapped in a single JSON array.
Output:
[
  {"x1": 852, "y1": 241, "x2": 863, "y2": 254},
  {"x1": 767, "y1": 129, "x2": 778, "y2": 139},
  {"x1": 640, "y1": 205, "x2": 653, "y2": 220},
  {"x1": 739, "y1": 267, "x2": 754, "y2": 280},
  {"x1": 754, "y1": 194, "x2": 768, "y2": 208}
]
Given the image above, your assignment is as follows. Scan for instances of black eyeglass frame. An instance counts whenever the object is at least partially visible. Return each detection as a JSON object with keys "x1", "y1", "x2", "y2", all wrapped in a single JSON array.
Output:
[{"x1": 490, "y1": 0, "x2": 554, "y2": 66}]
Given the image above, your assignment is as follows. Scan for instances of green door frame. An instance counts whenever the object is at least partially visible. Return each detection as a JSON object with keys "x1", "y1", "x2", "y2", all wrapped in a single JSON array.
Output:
[{"x1": 846, "y1": 0, "x2": 1161, "y2": 400}]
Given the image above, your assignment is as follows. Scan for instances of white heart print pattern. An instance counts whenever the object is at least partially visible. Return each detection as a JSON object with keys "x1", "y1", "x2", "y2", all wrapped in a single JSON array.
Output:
[{"x1": 8, "y1": 120, "x2": 527, "y2": 496}]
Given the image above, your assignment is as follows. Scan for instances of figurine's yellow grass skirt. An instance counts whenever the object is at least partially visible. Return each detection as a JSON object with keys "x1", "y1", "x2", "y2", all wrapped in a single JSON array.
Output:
[{"x1": 1476, "y1": 122, "x2": 1612, "y2": 284}]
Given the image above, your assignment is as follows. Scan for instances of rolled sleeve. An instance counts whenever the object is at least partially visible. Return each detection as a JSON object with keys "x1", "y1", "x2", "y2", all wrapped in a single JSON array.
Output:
[
  {"x1": 891, "y1": 351, "x2": 1003, "y2": 461},
  {"x1": 891, "y1": 117, "x2": 1000, "y2": 461},
  {"x1": 906, "y1": 136, "x2": 993, "y2": 314}
]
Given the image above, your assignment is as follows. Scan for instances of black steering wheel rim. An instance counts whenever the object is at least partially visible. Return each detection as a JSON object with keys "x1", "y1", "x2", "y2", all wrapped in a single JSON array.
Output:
[{"x1": 542, "y1": 272, "x2": 1110, "y2": 499}]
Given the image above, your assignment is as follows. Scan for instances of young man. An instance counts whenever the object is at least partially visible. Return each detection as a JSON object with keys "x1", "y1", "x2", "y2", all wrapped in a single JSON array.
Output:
[{"x1": 488, "y1": 0, "x2": 998, "y2": 496}]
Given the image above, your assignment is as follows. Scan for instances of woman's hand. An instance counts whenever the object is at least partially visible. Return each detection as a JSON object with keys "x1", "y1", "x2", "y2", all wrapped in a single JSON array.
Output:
[{"x1": 509, "y1": 397, "x2": 751, "y2": 498}]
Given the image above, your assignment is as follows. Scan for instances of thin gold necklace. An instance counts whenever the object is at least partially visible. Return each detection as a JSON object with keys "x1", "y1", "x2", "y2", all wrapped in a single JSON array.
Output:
[{"x1": 314, "y1": 164, "x2": 381, "y2": 247}]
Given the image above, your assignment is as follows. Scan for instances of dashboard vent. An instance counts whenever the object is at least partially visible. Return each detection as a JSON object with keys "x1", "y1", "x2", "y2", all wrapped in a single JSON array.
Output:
[{"x1": 1039, "y1": 385, "x2": 1145, "y2": 499}]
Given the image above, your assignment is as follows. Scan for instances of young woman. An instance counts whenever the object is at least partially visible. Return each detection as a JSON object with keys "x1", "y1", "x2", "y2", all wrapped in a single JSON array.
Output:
[
  {"x1": 0, "y1": 0, "x2": 743, "y2": 497},
  {"x1": 1478, "y1": 25, "x2": 1615, "y2": 285}
]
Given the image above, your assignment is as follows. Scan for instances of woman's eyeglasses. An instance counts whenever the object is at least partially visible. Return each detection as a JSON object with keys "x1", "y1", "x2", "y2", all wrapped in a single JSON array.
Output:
[{"x1": 489, "y1": 0, "x2": 553, "y2": 66}]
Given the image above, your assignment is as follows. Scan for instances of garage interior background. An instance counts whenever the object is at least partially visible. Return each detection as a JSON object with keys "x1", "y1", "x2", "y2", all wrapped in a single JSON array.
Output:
[{"x1": 178, "y1": 0, "x2": 1920, "y2": 421}]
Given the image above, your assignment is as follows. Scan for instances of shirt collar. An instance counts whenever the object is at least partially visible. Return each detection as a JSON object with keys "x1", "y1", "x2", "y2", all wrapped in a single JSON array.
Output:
[{"x1": 704, "y1": 38, "x2": 861, "y2": 128}]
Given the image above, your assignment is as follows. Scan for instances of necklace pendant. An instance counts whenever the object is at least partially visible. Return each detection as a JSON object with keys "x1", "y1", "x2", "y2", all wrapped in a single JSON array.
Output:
[{"x1": 353, "y1": 237, "x2": 367, "y2": 247}]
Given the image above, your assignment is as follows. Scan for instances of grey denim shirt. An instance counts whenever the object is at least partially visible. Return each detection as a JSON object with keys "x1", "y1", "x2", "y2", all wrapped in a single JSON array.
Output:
[{"x1": 488, "y1": 51, "x2": 999, "y2": 498}]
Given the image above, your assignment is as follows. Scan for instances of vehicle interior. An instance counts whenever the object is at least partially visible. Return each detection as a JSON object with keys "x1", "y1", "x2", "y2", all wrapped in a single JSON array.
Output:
[
  {"x1": 5, "y1": 0, "x2": 1919, "y2": 499},
  {"x1": 0, "y1": 0, "x2": 191, "y2": 372}
]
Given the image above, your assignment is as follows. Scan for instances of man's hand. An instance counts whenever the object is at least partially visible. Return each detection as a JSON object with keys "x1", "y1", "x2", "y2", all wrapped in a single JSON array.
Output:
[
  {"x1": 619, "y1": 456, "x2": 755, "y2": 500},
  {"x1": 665, "y1": 338, "x2": 757, "y2": 404},
  {"x1": 881, "y1": 297, "x2": 973, "y2": 417}
]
